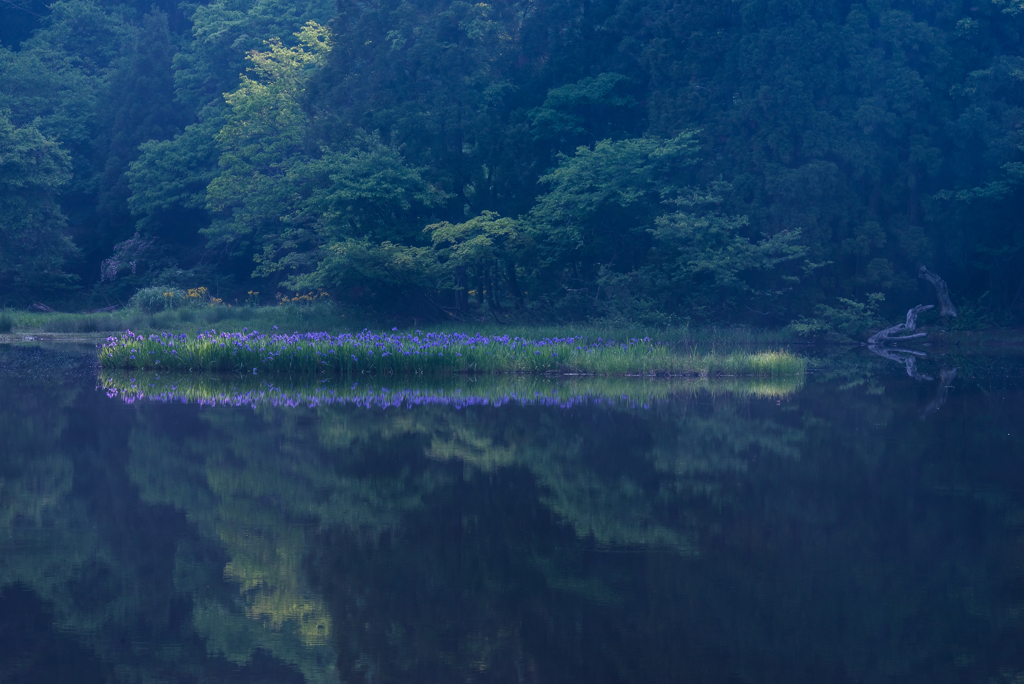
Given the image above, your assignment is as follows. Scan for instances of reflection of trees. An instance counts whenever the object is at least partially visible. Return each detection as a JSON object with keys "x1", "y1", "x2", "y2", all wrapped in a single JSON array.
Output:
[
  {"x1": 6, "y1": 354, "x2": 1024, "y2": 683},
  {"x1": 0, "y1": 349, "x2": 90, "y2": 618},
  {"x1": 0, "y1": 348, "x2": 314, "y2": 683},
  {"x1": 0, "y1": 381, "x2": 75, "y2": 531},
  {"x1": 128, "y1": 410, "x2": 350, "y2": 683},
  {"x1": 418, "y1": 399, "x2": 806, "y2": 551},
  {"x1": 116, "y1": 389, "x2": 808, "y2": 681},
  {"x1": 301, "y1": 379, "x2": 1024, "y2": 683},
  {"x1": 0, "y1": 343, "x2": 92, "y2": 534}
]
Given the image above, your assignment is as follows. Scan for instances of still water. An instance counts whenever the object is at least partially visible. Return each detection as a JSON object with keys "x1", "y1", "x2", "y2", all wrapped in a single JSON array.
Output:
[{"x1": 1, "y1": 342, "x2": 1023, "y2": 683}]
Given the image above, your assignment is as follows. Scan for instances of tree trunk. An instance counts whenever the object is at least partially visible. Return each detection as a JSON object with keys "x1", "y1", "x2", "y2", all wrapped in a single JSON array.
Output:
[
  {"x1": 918, "y1": 266, "x2": 957, "y2": 317},
  {"x1": 475, "y1": 266, "x2": 486, "y2": 306},
  {"x1": 453, "y1": 265, "x2": 468, "y2": 314},
  {"x1": 505, "y1": 260, "x2": 524, "y2": 310},
  {"x1": 486, "y1": 263, "x2": 503, "y2": 311}
]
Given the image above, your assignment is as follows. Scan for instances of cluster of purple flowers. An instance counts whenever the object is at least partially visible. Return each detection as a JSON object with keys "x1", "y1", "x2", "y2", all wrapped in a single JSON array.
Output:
[{"x1": 100, "y1": 328, "x2": 668, "y2": 376}]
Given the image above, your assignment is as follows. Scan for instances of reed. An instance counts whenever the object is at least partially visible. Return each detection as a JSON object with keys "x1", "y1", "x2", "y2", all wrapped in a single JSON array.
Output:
[{"x1": 99, "y1": 328, "x2": 805, "y2": 378}]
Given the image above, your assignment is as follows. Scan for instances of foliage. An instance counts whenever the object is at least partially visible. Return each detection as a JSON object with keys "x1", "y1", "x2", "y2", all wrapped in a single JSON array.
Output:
[
  {"x1": 128, "y1": 285, "x2": 216, "y2": 312},
  {"x1": 423, "y1": 211, "x2": 531, "y2": 311},
  {"x1": 6, "y1": 0, "x2": 1024, "y2": 324},
  {"x1": 525, "y1": 135, "x2": 809, "y2": 320},
  {"x1": 0, "y1": 111, "x2": 76, "y2": 299},
  {"x1": 789, "y1": 292, "x2": 888, "y2": 341},
  {"x1": 129, "y1": 286, "x2": 186, "y2": 312},
  {"x1": 265, "y1": 135, "x2": 449, "y2": 292},
  {"x1": 203, "y1": 22, "x2": 332, "y2": 257}
]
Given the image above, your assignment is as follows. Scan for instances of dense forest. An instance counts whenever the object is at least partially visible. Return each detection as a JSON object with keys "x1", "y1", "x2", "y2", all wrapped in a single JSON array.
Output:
[{"x1": 2, "y1": 0, "x2": 1023, "y2": 325}]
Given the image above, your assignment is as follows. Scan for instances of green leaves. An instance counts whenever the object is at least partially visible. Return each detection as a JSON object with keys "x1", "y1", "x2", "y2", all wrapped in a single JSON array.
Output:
[
  {"x1": 305, "y1": 136, "x2": 449, "y2": 244},
  {"x1": 528, "y1": 133, "x2": 700, "y2": 276},
  {"x1": 0, "y1": 111, "x2": 77, "y2": 297},
  {"x1": 524, "y1": 134, "x2": 807, "y2": 319},
  {"x1": 427, "y1": 211, "x2": 529, "y2": 267},
  {"x1": 529, "y1": 73, "x2": 639, "y2": 145},
  {"x1": 202, "y1": 23, "x2": 331, "y2": 256}
]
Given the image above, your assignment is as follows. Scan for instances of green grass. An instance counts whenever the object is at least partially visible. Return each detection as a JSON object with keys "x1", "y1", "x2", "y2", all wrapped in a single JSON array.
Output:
[
  {"x1": 429, "y1": 321, "x2": 797, "y2": 354},
  {"x1": 0, "y1": 310, "x2": 12, "y2": 334},
  {"x1": 100, "y1": 329, "x2": 806, "y2": 378},
  {"x1": 0, "y1": 302, "x2": 350, "y2": 335},
  {"x1": 4, "y1": 304, "x2": 795, "y2": 349},
  {"x1": 99, "y1": 369, "x2": 805, "y2": 408}
]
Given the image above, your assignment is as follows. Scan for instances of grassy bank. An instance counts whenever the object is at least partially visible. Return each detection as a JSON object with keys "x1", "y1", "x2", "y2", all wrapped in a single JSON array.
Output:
[
  {"x1": 99, "y1": 370, "x2": 804, "y2": 409},
  {"x1": 2, "y1": 303, "x2": 796, "y2": 352},
  {"x1": 99, "y1": 329, "x2": 805, "y2": 377},
  {"x1": 0, "y1": 302, "x2": 348, "y2": 335}
]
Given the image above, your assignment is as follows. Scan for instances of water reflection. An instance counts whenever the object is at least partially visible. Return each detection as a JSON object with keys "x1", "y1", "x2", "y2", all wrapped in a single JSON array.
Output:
[
  {"x1": 98, "y1": 370, "x2": 805, "y2": 409},
  {"x1": 867, "y1": 344, "x2": 959, "y2": 418},
  {"x1": 3, "y1": 345, "x2": 1024, "y2": 682}
]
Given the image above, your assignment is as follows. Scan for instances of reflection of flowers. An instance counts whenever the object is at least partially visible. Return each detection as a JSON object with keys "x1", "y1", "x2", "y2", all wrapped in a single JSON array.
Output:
[{"x1": 98, "y1": 371, "x2": 802, "y2": 409}]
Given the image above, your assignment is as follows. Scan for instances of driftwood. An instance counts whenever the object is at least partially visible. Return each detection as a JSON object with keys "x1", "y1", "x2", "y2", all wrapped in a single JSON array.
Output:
[
  {"x1": 918, "y1": 266, "x2": 957, "y2": 317},
  {"x1": 867, "y1": 268, "x2": 955, "y2": 345},
  {"x1": 28, "y1": 302, "x2": 56, "y2": 313},
  {"x1": 867, "y1": 304, "x2": 933, "y2": 346}
]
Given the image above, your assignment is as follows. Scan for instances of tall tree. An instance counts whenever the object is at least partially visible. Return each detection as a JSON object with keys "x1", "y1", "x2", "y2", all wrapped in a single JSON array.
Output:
[{"x1": 0, "y1": 112, "x2": 76, "y2": 302}]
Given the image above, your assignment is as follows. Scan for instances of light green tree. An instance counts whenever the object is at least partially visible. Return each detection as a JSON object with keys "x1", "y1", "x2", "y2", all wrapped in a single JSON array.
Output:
[
  {"x1": 203, "y1": 22, "x2": 332, "y2": 256},
  {"x1": 424, "y1": 211, "x2": 531, "y2": 311}
]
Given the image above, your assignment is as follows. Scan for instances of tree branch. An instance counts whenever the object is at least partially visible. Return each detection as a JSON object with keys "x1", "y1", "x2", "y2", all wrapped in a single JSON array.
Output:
[{"x1": 0, "y1": 0, "x2": 44, "y2": 18}]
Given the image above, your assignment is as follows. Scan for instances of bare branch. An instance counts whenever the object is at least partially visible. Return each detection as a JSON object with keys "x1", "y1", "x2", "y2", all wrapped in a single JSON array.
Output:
[{"x1": 0, "y1": 0, "x2": 44, "y2": 18}]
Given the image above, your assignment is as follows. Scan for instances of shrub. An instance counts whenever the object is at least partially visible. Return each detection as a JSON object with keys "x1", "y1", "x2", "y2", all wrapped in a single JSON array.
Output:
[
  {"x1": 788, "y1": 293, "x2": 886, "y2": 341},
  {"x1": 131, "y1": 287, "x2": 186, "y2": 312},
  {"x1": 0, "y1": 310, "x2": 13, "y2": 333},
  {"x1": 131, "y1": 286, "x2": 216, "y2": 313}
]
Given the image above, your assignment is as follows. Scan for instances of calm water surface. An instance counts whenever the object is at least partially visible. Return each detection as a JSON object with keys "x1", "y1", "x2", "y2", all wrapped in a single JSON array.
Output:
[{"x1": 2, "y1": 343, "x2": 1023, "y2": 683}]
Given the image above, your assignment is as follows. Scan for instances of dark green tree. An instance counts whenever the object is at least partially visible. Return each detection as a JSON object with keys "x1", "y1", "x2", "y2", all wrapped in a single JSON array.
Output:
[{"x1": 0, "y1": 112, "x2": 76, "y2": 301}]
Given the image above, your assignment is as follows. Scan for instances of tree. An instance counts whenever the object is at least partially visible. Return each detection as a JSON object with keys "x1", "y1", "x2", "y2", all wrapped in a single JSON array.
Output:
[
  {"x1": 0, "y1": 111, "x2": 76, "y2": 301},
  {"x1": 203, "y1": 22, "x2": 332, "y2": 259},
  {"x1": 526, "y1": 132, "x2": 805, "y2": 320},
  {"x1": 425, "y1": 211, "x2": 531, "y2": 312},
  {"x1": 94, "y1": 11, "x2": 186, "y2": 262}
]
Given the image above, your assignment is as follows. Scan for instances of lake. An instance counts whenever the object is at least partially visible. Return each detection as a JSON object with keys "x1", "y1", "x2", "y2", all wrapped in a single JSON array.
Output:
[{"x1": 1, "y1": 342, "x2": 1023, "y2": 683}]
